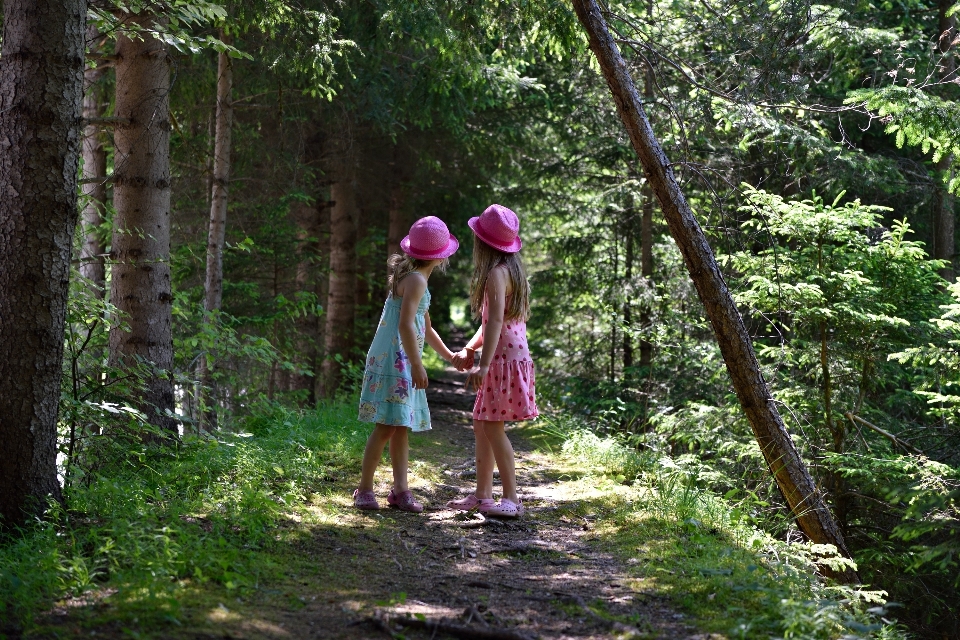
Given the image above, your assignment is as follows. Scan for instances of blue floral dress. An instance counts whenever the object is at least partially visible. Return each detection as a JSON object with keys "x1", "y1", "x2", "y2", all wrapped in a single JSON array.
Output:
[{"x1": 357, "y1": 288, "x2": 431, "y2": 431}]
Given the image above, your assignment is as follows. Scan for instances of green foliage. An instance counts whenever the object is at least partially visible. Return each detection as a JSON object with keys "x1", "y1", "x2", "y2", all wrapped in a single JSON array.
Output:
[
  {"x1": 889, "y1": 279, "x2": 960, "y2": 424},
  {"x1": 0, "y1": 400, "x2": 367, "y2": 630},
  {"x1": 172, "y1": 293, "x2": 308, "y2": 424},
  {"x1": 89, "y1": 0, "x2": 240, "y2": 55},
  {"x1": 847, "y1": 83, "x2": 960, "y2": 191},
  {"x1": 542, "y1": 414, "x2": 904, "y2": 640}
]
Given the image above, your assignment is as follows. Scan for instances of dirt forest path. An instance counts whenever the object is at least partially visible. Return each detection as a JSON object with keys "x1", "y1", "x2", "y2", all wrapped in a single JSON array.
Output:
[{"x1": 255, "y1": 370, "x2": 710, "y2": 640}]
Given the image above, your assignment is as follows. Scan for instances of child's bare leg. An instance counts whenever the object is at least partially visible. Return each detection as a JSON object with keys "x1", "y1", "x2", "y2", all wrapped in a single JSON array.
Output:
[
  {"x1": 474, "y1": 420, "x2": 497, "y2": 500},
  {"x1": 482, "y1": 420, "x2": 517, "y2": 502},
  {"x1": 359, "y1": 424, "x2": 396, "y2": 491},
  {"x1": 388, "y1": 426, "x2": 410, "y2": 492}
]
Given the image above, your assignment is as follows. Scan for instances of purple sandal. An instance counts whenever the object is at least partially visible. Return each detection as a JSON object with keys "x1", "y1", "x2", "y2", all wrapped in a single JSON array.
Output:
[
  {"x1": 446, "y1": 494, "x2": 496, "y2": 511},
  {"x1": 479, "y1": 498, "x2": 524, "y2": 518},
  {"x1": 387, "y1": 489, "x2": 423, "y2": 513},
  {"x1": 353, "y1": 488, "x2": 379, "y2": 510}
]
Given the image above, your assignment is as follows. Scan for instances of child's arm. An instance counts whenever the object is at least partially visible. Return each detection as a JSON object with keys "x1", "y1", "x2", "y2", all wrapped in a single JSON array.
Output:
[
  {"x1": 466, "y1": 268, "x2": 507, "y2": 391},
  {"x1": 424, "y1": 312, "x2": 456, "y2": 362},
  {"x1": 397, "y1": 275, "x2": 429, "y2": 389}
]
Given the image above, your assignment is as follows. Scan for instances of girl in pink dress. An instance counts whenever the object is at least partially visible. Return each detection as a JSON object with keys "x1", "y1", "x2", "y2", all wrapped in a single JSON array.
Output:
[{"x1": 450, "y1": 204, "x2": 537, "y2": 518}]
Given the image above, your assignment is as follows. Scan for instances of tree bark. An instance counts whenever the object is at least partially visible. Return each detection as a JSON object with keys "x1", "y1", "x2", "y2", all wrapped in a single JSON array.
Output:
[
  {"x1": 934, "y1": 0, "x2": 957, "y2": 283},
  {"x1": 80, "y1": 29, "x2": 107, "y2": 294},
  {"x1": 321, "y1": 162, "x2": 359, "y2": 398},
  {"x1": 109, "y1": 17, "x2": 176, "y2": 437},
  {"x1": 0, "y1": 0, "x2": 85, "y2": 526},
  {"x1": 387, "y1": 143, "x2": 412, "y2": 260},
  {"x1": 623, "y1": 209, "x2": 634, "y2": 371},
  {"x1": 291, "y1": 200, "x2": 321, "y2": 404},
  {"x1": 639, "y1": 182, "x2": 654, "y2": 369},
  {"x1": 198, "y1": 39, "x2": 234, "y2": 431},
  {"x1": 639, "y1": 0, "x2": 654, "y2": 370},
  {"x1": 572, "y1": 0, "x2": 857, "y2": 581}
]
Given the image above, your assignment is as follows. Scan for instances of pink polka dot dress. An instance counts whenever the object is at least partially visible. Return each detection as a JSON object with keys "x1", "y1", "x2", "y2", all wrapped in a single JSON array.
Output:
[{"x1": 473, "y1": 297, "x2": 538, "y2": 422}]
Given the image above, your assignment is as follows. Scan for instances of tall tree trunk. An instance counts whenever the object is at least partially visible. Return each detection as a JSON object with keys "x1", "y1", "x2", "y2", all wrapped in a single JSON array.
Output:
[
  {"x1": 387, "y1": 143, "x2": 412, "y2": 261},
  {"x1": 109, "y1": 17, "x2": 176, "y2": 438},
  {"x1": 198, "y1": 40, "x2": 234, "y2": 431},
  {"x1": 80, "y1": 31, "x2": 108, "y2": 294},
  {"x1": 639, "y1": 25, "x2": 655, "y2": 369},
  {"x1": 321, "y1": 161, "x2": 359, "y2": 398},
  {"x1": 315, "y1": 200, "x2": 332, "y2": 400},
  {"x1": 934, "y1": 0, "x2": 957, "y2": 282},
  {"x1": 0, "y1": 0, "x2": 85, "y2": 526},
  {"x1": 572, "y1": 0, "x2": 856, "y2": 581},
  {"x1": 623, "y1": 210, "x2": 634, "y2": 371},
  {"x1": 388, "y1": 182, "x2": 407, "y2": 260},
  {"x1": 291, "y1": 200, "x2": 321, "y2": 404},
  {"x1": 640, "y1": 183, "x2": 654, "y2": 368}
]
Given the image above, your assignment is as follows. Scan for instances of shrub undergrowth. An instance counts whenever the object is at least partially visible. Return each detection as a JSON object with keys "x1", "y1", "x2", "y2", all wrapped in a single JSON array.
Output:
[
  {"x1": 0, "y1": 399, "x2": 367, "y2": 632},
  {"x1": 539, "y1": 412, "x2": 909, "y2": 640}
]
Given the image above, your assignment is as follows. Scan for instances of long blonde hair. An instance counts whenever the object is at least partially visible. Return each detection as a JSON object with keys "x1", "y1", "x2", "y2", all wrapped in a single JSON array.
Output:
[
  {"x1": 470, "y1": 238, "x2": 531, "y2": 321},
  {"x1": 387, "y1": 253, "x2": 448, "y2": 297}
]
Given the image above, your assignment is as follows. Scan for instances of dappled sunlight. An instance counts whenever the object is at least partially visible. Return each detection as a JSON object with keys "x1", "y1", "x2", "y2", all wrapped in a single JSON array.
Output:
[{"x1": 206, "y1": 603, "x2": 292, "y2": 637}]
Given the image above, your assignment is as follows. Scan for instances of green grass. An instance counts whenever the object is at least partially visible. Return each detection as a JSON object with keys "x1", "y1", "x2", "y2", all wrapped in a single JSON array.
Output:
[
  {"x1": 532, "y1": 416, "x2": 908, "y2": 640},
  {"x1": 0, "y1": 399, "x2": 369, "y2": 635},
  {"x1": 1, "y1": 400, "x2": 912, "y2": 640}
]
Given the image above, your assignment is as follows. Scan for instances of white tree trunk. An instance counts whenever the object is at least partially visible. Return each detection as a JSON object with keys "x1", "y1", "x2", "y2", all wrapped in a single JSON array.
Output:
[
  {"x1": 109, "y1": 17, "x2": 176, "y2": 437},
  {"x1": 80, "y1": 35, "x2": 107, "y2": 294},
  {"x1": 198, "y1": 42, "x2": 234, "y2": 431}
]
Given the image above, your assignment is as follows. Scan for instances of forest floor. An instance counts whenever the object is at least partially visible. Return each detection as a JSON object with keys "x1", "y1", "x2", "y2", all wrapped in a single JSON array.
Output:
[{"x1": 30, "y1": 369, "x2": 721, "y2": 640}]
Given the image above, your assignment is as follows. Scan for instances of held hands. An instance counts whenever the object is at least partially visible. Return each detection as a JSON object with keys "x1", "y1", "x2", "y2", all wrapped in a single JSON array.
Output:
[
  {"x1": 465, "y1": 364, "x2": 488, "y2": 393},
  {"x1": 411, "y1": 362, "x2": 429, "y2": 390},
  {"x1": 451, "y1": 348, "x2": 475, "y2": 372}
]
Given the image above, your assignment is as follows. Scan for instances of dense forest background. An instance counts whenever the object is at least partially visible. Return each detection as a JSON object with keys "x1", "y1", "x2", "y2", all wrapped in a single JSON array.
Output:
[{"x1": 1, "y1": 0, "x2": 959, "y2": 636}]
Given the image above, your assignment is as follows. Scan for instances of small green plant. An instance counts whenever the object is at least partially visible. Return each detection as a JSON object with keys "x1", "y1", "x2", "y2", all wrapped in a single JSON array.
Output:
[{"x1": 0, "y1": 399, "x2": 368, "y2": 632}]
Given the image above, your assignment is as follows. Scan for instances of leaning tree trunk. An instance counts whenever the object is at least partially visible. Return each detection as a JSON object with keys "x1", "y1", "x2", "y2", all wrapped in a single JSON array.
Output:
[
  {"x1": 321, "y1": 162, "x2": 359, "y2": 398},
  {"x1": 934, "y1": 0, "x2": 957, "y2": 283},
  {"x1": 572, "y1": 0, "x2": 857, "y2": 582},
  {"x1": 198, "y1": 39, "x2": 234, "y2": 431},
  {"x1": 109, "y1": 17, "x2": 177, "y2": 438},
  {"x1": 80, "y1": 31, "x2": 108, "y2": 295},
  {"x1": 0, "y1": 0, "x2": 85, "y2": 527}
]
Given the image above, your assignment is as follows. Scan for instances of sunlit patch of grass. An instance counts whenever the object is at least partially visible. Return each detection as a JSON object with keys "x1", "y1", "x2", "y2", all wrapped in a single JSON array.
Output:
[
  {"x1": 0, "y1": 398, "x2": 371, "y2": 636},
  {"x1": 530, "y1": 415, "x2": 906, "y2": 640}
]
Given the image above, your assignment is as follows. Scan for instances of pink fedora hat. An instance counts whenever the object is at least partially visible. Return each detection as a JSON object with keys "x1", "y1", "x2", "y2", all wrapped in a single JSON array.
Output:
[
  {"x1": 467, "y1": 204, "x2": 522, "y2": 253},
  {"x1": 401, "y1": 216, "x2": 459, "y2": 260}
]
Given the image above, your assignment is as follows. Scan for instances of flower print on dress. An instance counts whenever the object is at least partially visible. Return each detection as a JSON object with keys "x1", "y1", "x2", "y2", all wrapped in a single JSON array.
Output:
[
  {"x1": 394, "y1": 350, "x2": 409, "y2": 373},
  {"x1": 359, "y1": 402, "x2": 377, "y2": 421},
  {"x1": 386, "y1": 378, "x2": 410, "y2": 403},
  {"x1": 357, "y1": 287, "x2": 432, "y2": 432}
]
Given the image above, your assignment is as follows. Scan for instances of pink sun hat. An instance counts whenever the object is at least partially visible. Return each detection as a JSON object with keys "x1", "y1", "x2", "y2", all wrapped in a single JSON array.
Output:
[
  {"x1": 467, "y1": 204, "x2": 522, "y2": 253},
  {"x1": 400, "y1": 216, "x2": 459, "y2": 260}
]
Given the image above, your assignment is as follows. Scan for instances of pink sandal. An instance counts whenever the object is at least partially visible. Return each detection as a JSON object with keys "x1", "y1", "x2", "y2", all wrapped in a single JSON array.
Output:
[
  {"x1": 353, "y1": 489, "x2": 379, "y2": 510},
  {"x1": 387, "y1": 489, "x2": 423, "y2": 513},
  {"x1": 479, "y1": 498, "x2": 524, "y2": 518},
  {"x1": 446, "y1": 494, "x2": 496, "y2": 511}
]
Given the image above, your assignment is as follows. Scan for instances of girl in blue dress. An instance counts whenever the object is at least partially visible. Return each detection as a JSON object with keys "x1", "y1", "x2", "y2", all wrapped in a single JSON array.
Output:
[{"x1": 354, "y1": 216, "x2": 459, "y2": 512}]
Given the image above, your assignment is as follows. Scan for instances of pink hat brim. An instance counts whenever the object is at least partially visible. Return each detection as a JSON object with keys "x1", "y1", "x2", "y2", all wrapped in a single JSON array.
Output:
[
  {"x1": 467, "y1": 217, "x2": 522, "y2": 253},
  {"x1": 400, "y1": 233, "x2": 459, "y2": 260}
]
